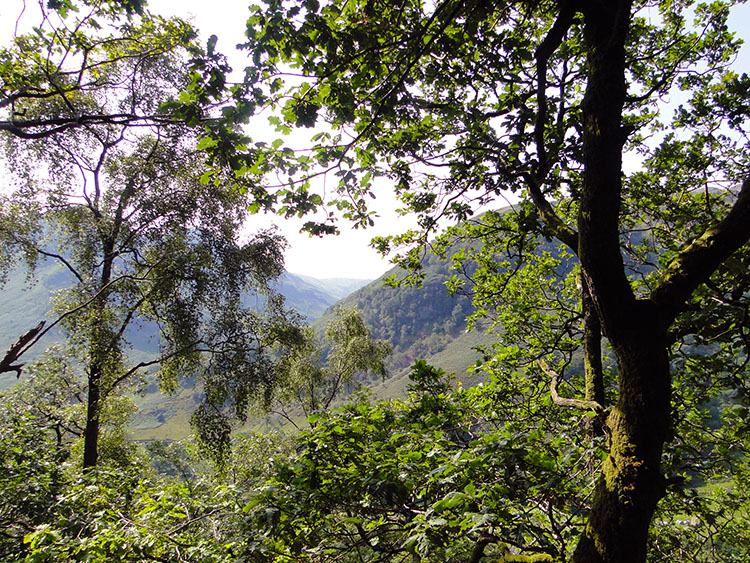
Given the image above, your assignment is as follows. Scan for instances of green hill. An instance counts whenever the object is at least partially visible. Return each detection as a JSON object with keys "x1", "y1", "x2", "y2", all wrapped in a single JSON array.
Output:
[
  {"x1": 274, "y1": 272, "x2": 370, "y2": 319},
  {"x1": 1, "y1": 235, "x2": 498, "y2": 436},
  {"x1": 313, "y1": 247, "x2": 496, "y2": 397}
]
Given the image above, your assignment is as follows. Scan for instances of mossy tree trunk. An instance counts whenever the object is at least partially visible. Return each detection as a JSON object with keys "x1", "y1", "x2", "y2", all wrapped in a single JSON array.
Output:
[
  {"x1": 571, "y1": 2, "x2": 750, "y2": 560},
  {"x1": 573, "y1": 305, "x2": 672, "y2": 562}
]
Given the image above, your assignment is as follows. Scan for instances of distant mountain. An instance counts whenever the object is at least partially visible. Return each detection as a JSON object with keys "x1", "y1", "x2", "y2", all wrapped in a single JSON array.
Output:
[
  {"x1": 313, "y1": 247, "x2": 495, "y2": 397},
  {"x1": 276, "y1": 273, "x2": 371, "y2": 320},
  {"x1": 0, "y1": 259, "x2": 372, "y2": 389}
]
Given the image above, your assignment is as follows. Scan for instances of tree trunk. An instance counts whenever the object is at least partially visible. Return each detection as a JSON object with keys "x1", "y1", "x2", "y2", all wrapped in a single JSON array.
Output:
[
  {"x1": 82, "y1": 233, "x2": 115, "y2": 470},
  {"x1": 573, "y1": 303, "x2": 671, "y2": 562},
  {"x1": 82, "y1": 362, "x2": 102, "y2": 469},
  {"x1": 573, "y1": 2, "x2": 670, "y2": 560},
  {"x1": 582, "y1": 281, "x2": 605, "y2": 406},
  {"x1": 82, "y1": 299, "x2": 109, "y2": 469}
]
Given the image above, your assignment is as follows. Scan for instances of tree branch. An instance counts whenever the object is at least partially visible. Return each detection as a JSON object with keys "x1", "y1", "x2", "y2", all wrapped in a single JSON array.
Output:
[
  {"x1": 523, "y1": 172, "x2": 579, "y2": 251},
  {"x1": 535, "y1": 2, "x2": 576, "y2": 178},
  {"x1": 0, "y1": 113, "x2": 189, "y2": 139},
  {"x1": 651, "y1": 177, "x2": 750, "y2": 324},
  {"x1": 0, "y1": 321, "x2": 45, "y2": 376},
  {"x1": 539, "y1": 360, "x2": 604, "y2": 412},
  {"x1": 515, "y1": 2, "x2": 581, "y2": 253},
  {"x1": 105, "y1": 340, "x2": 203, "y2": 394}
]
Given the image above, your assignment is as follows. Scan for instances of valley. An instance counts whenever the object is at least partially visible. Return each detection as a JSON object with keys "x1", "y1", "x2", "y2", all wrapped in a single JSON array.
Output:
[{"x1": 0, "y1": 250, "x2": 490, "y2": 439}]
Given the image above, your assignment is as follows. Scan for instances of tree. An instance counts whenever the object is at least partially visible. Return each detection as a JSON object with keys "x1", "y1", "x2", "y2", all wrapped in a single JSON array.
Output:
[
  {"x1": 0, "y1": 0, "x2": 233, "y2": 374},
  {"x1": 0, "y1": 9, "x2": 300, "y2": 468},
  {"x1": 0, "y1": 0, "x2": 193, "y2": 140},
  {"x1": 242, "y1": 361, "x2": 596, "y2": 562},
  {"x1": 200, "y1": 1, "x2": 750, "y2": 561},
  {"x1": 0, "y1": 396, "x2": 69, "y2": 559},
  {"x1": 241, "y1": 359, "x2": 750, "y2": 562},
  {"x1": 274, "y1": 306, "x2": 391, "y2": 426},
  {"x1": 0, "y1": 407, "x2": 249, "y2": 562}
]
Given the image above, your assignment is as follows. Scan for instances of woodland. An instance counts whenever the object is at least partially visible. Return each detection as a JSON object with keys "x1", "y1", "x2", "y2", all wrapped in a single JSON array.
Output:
[{"x1": 1, "y1": 0, "x2": 750, "y2": 562}]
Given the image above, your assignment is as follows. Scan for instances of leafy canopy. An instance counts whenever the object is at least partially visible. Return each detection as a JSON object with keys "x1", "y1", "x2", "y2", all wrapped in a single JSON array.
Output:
[{"x1": 186, "y1": 1, "x2": 750, "y2": 561}]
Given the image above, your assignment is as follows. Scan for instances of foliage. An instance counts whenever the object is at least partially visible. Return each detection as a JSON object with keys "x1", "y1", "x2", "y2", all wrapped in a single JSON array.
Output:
[
  {"x1": 184, "y1": 0, "x2": 750, "y2": 560},
  {"x1": 239, "y1": 362, "x2": 568, "y2": 561},
  {"x1": 0, "y1": 0, "x2": 197, "y2": 140},
  {"x1": 2, "y1": 346, "x2": 143, "y2": 469},
  {"x1": 274, "y1": 307, "x2": 391, "y2": 423},
  {"x1": 0, "y1": 409, "x2": 68, "y2": 560},
  {"x1": 3, "y1": 347, "x2": 88, "y2": 444},
  {"x1": 237, "y1": 361, "x2": 750, "y2": 562},
  {"x1": 0, "y1": 1, "x2": 305, "y2": 467},
  {"x1": 10, "y1": 466, "x2": 247, "y2": 562},
  {"x1": 1, "y1": 361, "x2": 750, "y2": 562},
  {"x1": 2, "y1": 0, "x2": 750, "y2": 562},
  {"x1": 0, "y1": 373, "x2": 303, "y2": 563}
]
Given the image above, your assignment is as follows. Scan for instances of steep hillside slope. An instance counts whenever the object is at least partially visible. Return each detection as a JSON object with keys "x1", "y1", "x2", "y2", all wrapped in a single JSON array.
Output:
[{"x1": 313, "y1": 248, "x2": 494, "y2": 394}]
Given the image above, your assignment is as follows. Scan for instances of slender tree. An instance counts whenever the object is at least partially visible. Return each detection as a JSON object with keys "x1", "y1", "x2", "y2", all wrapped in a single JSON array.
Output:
[
  {"x1": 0, "y1": 8, "x2": 298, "y2": 468},
  {"x1": 0, "y1": 0, "x2": 231, "y2": 372},
  {"x1": 274, "y1": 307, "x2": 391, "y2": 426}
]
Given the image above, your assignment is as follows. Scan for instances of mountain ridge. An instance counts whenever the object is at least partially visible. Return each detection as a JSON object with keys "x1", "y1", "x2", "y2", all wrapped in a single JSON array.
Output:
[
  {"x1": 0, "y1": 262, "x2": 373, "y2": 389},
  {"x1": 1, "y1": 240, "x2": 492, "y2": 436}
]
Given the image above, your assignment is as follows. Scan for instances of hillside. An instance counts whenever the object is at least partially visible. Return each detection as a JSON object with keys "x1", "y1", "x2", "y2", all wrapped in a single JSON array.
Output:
[
  {"x1": 313, "y1": 247, "x2": 496, "y2": 396},
  {"x1": 0, "y1": 259, "x2": 370, "y2": 389},
  {"x1": 0, "y1": 238, "x2": 497, "y2": 436}
]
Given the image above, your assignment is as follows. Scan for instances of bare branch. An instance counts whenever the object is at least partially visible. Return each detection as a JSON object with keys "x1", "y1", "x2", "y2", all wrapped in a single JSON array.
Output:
[
  {"x1": 539, "y1": 360, "x2": 604, "y2": 413},
  {"x1": 0, "y1": 321, "x2": 45, "y2": 376}
]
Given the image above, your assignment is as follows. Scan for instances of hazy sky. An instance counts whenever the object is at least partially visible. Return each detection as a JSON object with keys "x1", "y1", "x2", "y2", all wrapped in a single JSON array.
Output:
[
  {"x1": 2, "y1": 0, "x2": 750, "y2": 279},
  {"x1": 150, "y1": 0, "x2": 414, "y2": 281},
  {"x1": 0, "y1": 0, "x2": 401, "y2": 281}
]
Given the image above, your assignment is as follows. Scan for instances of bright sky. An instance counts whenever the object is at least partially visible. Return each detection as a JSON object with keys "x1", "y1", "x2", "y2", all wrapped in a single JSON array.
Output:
[
  {"x1": 148, "y1": 0, "x2": 409, "y2": 281},
  {"x1": 0, "y1": 0, "x2": 400, "y2": 281},
  {"x1": 2, "y1": 0, "x2": 750, "y2": 279}
]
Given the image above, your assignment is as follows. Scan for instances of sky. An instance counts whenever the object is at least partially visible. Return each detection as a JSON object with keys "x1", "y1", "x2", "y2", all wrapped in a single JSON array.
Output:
[
  {"x1": 0, "y1": 0, "x2": 400, "y2": 281},
  {"x1": 2, "y1": 0, "x2": 750, "y2": 279},
  {"x1": 148, "y1": 0, "x2": 409, "y2": 281},
  {"x1": 144, "y1": 0, "x2": 414, "y2": 281}
]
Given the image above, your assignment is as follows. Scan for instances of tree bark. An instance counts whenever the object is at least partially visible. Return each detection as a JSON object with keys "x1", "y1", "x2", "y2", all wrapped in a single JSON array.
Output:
[
  {"x1": 572, "y1": 1, "x2": 672, "y2": 561},
  {"x1": 582, "y1": 281, "x2": 605, "y2": 407},
  {"x1": 572, "y1": 303, "x2": 672, "y2": 562},
  {"x1": 82, "y1": 362, "x2": 102, "y2": 469},
  {"x1": 570, "y1": 1, "x2": 750, "y2": 560}
]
